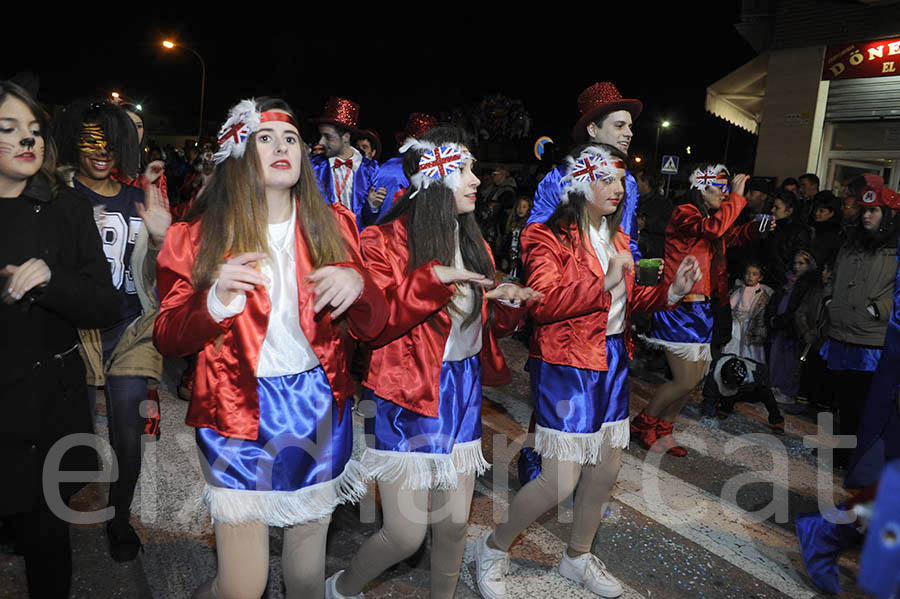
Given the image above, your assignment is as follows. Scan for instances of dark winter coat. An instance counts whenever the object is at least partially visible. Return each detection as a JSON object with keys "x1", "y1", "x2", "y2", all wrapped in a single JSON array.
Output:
[{"x1": 0, "y1": 174, "x2": 119, "y2": 514}]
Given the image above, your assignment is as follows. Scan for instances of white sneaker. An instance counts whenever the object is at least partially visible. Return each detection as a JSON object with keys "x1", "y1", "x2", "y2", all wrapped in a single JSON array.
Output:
[
  {"x1": 474, "y1": 532, "x2": 509, "y2": 599},
  {"x1": 325, "y1": 570, "x2": 363, "y2": 599},
  {"x1": 558, "y1": 550, "x2": 623, "y2": 598}
]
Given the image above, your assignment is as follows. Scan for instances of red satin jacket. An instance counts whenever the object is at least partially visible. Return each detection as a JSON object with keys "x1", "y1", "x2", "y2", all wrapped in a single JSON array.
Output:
[
  {"x1": 663, "y1": 192, "x2": 758, "y2": 304},
  {"x1": 153, "y1": 202, "x2": 388, "y2": 440},
  {"x1": 522, "y1": 221, "x2": 671, "y2": 372},
  {"x1": 360, "y1": 216, "x2": 527, "y2": 418}
]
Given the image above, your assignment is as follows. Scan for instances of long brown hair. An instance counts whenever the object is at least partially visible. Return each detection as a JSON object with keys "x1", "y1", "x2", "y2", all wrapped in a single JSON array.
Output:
[
  {"x1": 382, "y1": 126, "x2": 494, "y2": 328},
  {"x1": 0, "y1": 80, "x2": 59, "y2": 196},
  {"x1": 186, "y1": 97, "x2": 348, "y2": 288}
]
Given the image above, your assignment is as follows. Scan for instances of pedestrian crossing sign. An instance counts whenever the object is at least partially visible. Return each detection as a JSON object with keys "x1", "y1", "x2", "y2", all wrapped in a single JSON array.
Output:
[{"x1": 661, "y1": 155, "x2": 679, "y2": 175}]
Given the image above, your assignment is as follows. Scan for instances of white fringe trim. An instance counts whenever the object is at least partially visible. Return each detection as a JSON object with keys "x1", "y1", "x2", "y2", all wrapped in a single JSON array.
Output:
[
  {"x1": 639, "y1": 334, "x2": 712, "y2": 363},
  {"x1": 534, "y1": 420, "x2": 630, "y2": 465},
  {"x1": 203, "y1": 459, "x2": 368, "y2": 527},
  {"x1": 360, "y1": 439, "x2": 490, "y2": 491}
]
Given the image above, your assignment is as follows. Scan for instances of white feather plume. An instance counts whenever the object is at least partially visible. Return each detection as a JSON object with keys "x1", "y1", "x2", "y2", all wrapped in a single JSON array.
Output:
[
  {"x1": 689, "y1": 163, "x2": 729, "y2": 190},
  {"x1": 559, "y1": 145, "x2": 617, "y2": 204},
  {"x1": 400, "y1": 137, "x2": 474, "y2": 199},
  {"x1": 213, "y1": 98, "x2": 261, "y2": 165}
]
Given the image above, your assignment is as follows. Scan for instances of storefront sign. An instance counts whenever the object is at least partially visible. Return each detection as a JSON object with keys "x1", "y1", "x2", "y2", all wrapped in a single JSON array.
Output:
[{"x1": 823, "y1": 37, "x2": 900, "y2": 80}]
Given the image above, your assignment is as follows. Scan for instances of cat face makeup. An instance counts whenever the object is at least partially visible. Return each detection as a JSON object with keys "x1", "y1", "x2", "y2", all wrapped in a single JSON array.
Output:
[{"x1": 0, "y1": 95, "x2": 45, "y2": 188}]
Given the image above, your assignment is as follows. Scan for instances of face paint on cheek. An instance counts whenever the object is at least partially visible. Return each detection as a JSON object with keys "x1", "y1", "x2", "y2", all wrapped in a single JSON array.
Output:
[
  {"x1": 0, "y1": 142, "x2": 14, "y2": 155},
  {"x1": 78, "y1": 123, "x2": 108, "y2": 154}
]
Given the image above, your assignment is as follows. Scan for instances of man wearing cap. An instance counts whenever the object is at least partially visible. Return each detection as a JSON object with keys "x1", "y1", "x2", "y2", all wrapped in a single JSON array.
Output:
[
  {"x1": 367, "y1": 112, "x2": 440, "y2": 224},
  {"x1": 355, "y1": 129, "x2": 381, "y2": 163},
  {"x1": 310, "y1": 96, "x2": 386, "y2": 230},
  {"x1": 529, "y1": 82, "x2": 643, "y2": 261}
]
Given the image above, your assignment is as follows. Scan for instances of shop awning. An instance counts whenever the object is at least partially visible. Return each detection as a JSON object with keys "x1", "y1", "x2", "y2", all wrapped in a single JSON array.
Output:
[{"x1": 705, "y1": 53, "x2": 768, "y2": 135}]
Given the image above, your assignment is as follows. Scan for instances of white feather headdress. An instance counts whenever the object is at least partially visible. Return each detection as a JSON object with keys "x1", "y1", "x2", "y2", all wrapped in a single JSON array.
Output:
[
  {"x1": 399, "y1": 137, "x2": 474, "y2": 198},
  {"x1": 213, "y1": 99, "x2": 262, "y2": 165},
  {"x1": 559, "y1": 145, "x2": 621, "y2": 204},
  {"x1": 689, "y1": 164, "x2": 730, "y2": 190}
]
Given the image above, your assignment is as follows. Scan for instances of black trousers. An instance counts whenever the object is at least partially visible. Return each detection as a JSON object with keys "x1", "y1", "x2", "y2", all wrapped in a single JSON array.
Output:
[
  {"x1": 829, "y1": 369, "x2": 875, "y2": 467},
  {"x1": 11, "y1": 501, "x2": 72, "y2": 598}
]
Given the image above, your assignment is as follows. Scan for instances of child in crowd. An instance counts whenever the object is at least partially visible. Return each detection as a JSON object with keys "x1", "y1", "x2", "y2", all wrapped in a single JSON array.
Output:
[
  {"x1": 767, "y1": 249, "x2": 818, "y2": 414},
  {"x1": 700, "y1": 354, "x2": 784, "y2": 431},
  {"x1": 497, "y1": 194, "x2": 531, "y2": 280},
  {"x1": 724, "y1": 261, "x2": 772, "y2": 363}
]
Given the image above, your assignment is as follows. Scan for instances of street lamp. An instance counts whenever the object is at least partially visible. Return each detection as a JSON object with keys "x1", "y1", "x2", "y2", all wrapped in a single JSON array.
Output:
[
  {"x1": 653, "y1": 120, "x2": 671, "y2": 166},
  {"x1": 161, "y1": 39, "x2": 206, "y2": 143}
]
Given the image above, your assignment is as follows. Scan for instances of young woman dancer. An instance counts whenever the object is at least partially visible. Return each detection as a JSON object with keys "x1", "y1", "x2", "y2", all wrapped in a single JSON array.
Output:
[
  {"x1": 327, "y1": 127, "x2": 538, "y2": 599},
  {"x1": 633, "y1": 166, "x2": 764, "y2": 456},
  {"x1": 475, "y1": 144, "x2": 701, "y2": 599},
  {"x1": 153, "y1": 97, "x2": 387, "y2": 598}
]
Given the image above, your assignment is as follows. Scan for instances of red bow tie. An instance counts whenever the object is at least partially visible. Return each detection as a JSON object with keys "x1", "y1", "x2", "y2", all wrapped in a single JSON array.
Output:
[{"x1": 333, "y1": 158, "x2": 353, "y2": 169}]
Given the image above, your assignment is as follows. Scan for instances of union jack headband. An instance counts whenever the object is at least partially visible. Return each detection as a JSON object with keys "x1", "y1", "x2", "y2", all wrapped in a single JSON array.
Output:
[
  {"x1": 560, "y1": 146, "x2": 625, "y2": 204},
  {"x1": 213, "y1": 99, "x2": 300, "y2": 165},
  {"x1": 399, "y1": 137, "x2": 475, "y2": 198},
  {"x1": 690, "y1": 164, "x2": 730, "y2": 192}
]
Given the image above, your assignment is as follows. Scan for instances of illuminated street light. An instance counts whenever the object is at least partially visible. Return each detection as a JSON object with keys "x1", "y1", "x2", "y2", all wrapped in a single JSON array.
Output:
[{"x1": 161, "y1": 39, "x2": 206, "y2": 141}]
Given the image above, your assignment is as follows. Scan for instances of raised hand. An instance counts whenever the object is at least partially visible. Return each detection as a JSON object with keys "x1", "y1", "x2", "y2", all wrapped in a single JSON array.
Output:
[
  {"x1": 604, "y1": 250, "x2": 633, "y2": 292},
  {"x1": 367, "y1": 186, "x2": 388, "y2": 208},
  {"x1": 671, "y1": 255, "x2": 702, "y2": 297},
  {"x1": 143, "y1": 160, "x2": 165, "y2": 185},
  {"x1": 136, "y1": 181, "x2": 172, "y2": 244},
  {"x1": 2, "y1": 259, "x2": 51, "y2": 304},
  {"x1": 731, "y1": 173, "x2": 749, "y2": 197},
  {"x1": 307, "y1": 266, "x2": 364, "y2": 318},
  {"x1": 213, "y1": 252, "x2": 268, "y2": 306}
]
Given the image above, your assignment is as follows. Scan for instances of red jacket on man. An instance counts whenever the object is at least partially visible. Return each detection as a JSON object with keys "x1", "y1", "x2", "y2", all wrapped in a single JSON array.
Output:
[
  {"x1": 522, "y1": 221, "x2": 672, "y2": 372},
  {"x1": 360, "y1": 216, "x2": 526, "y2": 418},
  {"x1": 153, "y1": 202, "x2": 387, "y2": 440},
  {"x1": 663, "y1": 192, "x2": 758, "y2": 304}
]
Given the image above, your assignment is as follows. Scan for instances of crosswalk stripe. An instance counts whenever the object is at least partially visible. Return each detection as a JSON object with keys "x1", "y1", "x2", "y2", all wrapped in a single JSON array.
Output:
[{"x1": 480, "y1": 388, "x2": 817, "y2": 598}]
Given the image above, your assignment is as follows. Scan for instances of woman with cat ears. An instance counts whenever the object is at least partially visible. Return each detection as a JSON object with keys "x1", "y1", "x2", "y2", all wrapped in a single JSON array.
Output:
[
  {"x1": 475, "y1": 144, "x2": 701, "y2": 599},
  {"x1": 327, "y1": 127, "x2": 540, "y2": 599},
  {"x1": 153, "y1": 97, "x2": 387, "y2": 598},
  {"x1": 634, "y1": 164, "x2": 766, "y2": 457}
]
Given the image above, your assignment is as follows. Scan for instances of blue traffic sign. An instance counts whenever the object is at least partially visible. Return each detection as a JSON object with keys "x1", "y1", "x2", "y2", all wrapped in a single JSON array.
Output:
[{"x1": 661, "y1": 155, "x2": 680, "y2": 175}]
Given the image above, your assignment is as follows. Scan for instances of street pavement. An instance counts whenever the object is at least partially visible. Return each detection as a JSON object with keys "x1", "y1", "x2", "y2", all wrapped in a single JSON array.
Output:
[{"x1": 0, "y1": 338, "x2": 866, "y2": 598}]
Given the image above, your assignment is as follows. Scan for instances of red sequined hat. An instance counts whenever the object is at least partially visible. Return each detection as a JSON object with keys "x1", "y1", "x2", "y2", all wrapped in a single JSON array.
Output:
[
  {"x1": 857, "y1": 174, "x2": 900, "y2": 210},
  {"x1": 356, "y1": 128, "x2": 382, "y2": 160},
  {"x1": 572, "y1": 82, "x2": 643, "y2": 142},
  {"x1": 395, "y1": 112, "x2": 439, "y2": 143},
  {"x1": 311, "y1": 96, "x2": 362, "y2": 135}
]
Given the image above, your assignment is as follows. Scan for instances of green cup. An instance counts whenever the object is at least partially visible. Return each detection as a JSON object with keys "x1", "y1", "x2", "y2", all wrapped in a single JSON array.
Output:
[{"x1": 636, "y1": 258, "x2": 662, "y2": 285}]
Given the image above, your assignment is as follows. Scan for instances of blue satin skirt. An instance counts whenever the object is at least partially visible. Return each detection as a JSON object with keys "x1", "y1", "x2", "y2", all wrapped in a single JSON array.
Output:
[
  {"x1": 820, "y1": 338, "x2": 883, "y2": 373},
  {"x1": 649, "y1": 300, "x2": 714, "y2": 344},
  {"x1": 364, "y1": 355, "x2": 482, "y2": 454},
  {"x1": 197, "y1": 368, "x2": 353, "y2": 493},
  {"x1": 530, "y1": 334, "x2": 629, "y2": 434}
]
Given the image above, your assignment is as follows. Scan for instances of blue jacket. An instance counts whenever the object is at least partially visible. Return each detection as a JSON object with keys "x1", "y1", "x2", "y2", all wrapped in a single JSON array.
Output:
[
  {"x1": 529, "y1": 165, "x2": 641, "y2": 261},
  {"x1": 370, "y1": 156, "x2": 408, "y2": 225},
  {"x1": 311, "y1": 154, "x2": 379, "y2": 231}
]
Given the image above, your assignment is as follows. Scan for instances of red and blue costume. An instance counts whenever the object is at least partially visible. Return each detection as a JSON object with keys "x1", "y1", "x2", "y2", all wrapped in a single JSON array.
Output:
[
  {"x1": 153, "y1": 202, "x2": 387, "y2": 525},
  {"x1": 358, "y1": 216, "x2": 527, "y2": 489}
]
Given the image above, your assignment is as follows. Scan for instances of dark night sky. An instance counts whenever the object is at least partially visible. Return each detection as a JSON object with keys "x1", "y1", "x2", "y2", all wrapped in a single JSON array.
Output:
[{"x1": 8, "y1": 4, "x2": 759, "y2": 169}]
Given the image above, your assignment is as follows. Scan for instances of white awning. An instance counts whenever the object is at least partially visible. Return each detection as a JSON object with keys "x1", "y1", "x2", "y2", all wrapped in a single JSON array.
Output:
[{"x1": 705, "y1": 53, "x2": 768, "y2": 135}]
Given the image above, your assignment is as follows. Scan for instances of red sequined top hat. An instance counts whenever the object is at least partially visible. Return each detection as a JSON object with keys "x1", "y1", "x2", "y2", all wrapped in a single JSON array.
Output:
[
  {"x1": 395, "y1": 112, "x2": 439, "y2": 144},
  {"x1": 572, "y1": 82, "x2": 643, "y2": 142},
  {"x1": 356, "y1": 128, "x2": 382, "y2": 160},
  {"x1": 311, "y1": 96, "x2": 362, "y2": 135}
]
